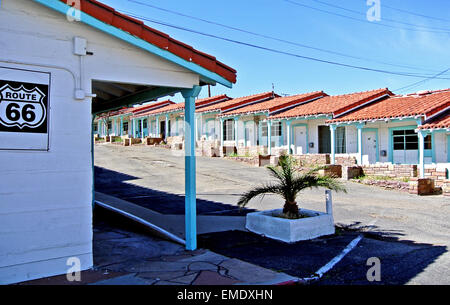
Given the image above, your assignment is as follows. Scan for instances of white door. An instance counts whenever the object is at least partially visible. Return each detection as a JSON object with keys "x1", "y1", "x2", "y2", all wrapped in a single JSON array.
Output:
[
  {"x1": 245, "y1": 123, "x2": 255, "y2": 147},
  {"x1": 206, "y1": 120, "x2": 216, "y2": 140},
  {"x1": 362, "y1": 131, "x2": 377, "y2": 164},
  {"x1": 294, "y1": 126, "x2": 307, "y2": 155}
]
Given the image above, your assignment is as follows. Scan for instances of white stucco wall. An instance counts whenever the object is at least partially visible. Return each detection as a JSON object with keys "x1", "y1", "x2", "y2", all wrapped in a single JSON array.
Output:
[{"x1": 0, "y1": 0, "x2": 201, "y2": 284}]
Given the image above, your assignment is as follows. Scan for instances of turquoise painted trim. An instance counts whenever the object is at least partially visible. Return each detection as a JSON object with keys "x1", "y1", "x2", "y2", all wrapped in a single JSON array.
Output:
[
  {"x1": 388, "y1": 125, "x2": 419, "y2": 164},
  {"x1": 181, "y1": 86, "x2": 202, "y2": 251},
  {"x1": 33, "y1": 0, "x2": 233, "y2": 88},
  {"x1": 448, "y1": 135, "x2": 450, "y2": 162},
  {"x1": 387, "y1": 118, "x2": 422, "y2": 124},
  {"x1": 120, "y1": 116, "x2": 123, "y2": 136},
  {"x1": 430, "y1": 132, "x2": 435, "y2": 162},
  {"x1": 362, "y1": 128, "x2": 379, "y2": 162},
  {"x1": 291, "y1": 123, "x2": 309, "y2": 154}
]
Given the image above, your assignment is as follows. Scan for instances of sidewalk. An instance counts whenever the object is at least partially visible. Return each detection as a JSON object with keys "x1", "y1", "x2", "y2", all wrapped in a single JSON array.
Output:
[{"x1": 18, "y1": 195, "x2": 297, "y2": 286}]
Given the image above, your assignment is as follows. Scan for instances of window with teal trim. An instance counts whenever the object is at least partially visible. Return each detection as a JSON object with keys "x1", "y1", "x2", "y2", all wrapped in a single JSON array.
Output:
[
  {"x1": 271, "y1": 122, "x2": 282, "y2": 137},
  {"x1": 93, "y1": 124, "x2": 98, "y2": 132},
  {"x1": 424, "y1": 134, "x2": 432, "y2": 150},
  {"x1": 393, "y1": 129, "x2": 418, "y2": 150},
  {"x1": 223, "y1": 119, "x2": 234, "y2": 141},
  {"x1": 261, "y1": 122, "x2": 268, "y2": 137},
  {"x1": 123, "y1": 122, "x2": 128, "y2": 132},
  {"x1": 107, "y1": 121, "x2": 112, "y2": 131}
]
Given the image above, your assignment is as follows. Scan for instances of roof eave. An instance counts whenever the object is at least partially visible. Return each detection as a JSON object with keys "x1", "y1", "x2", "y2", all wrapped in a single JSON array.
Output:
[{"x1": 34, "y1": 0, "x2": 234, "y2": 88}]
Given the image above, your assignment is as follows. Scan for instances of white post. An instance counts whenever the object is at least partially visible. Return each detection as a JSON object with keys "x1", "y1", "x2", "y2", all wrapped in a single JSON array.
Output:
[
  {"x1": 330, "y1": 125, "x2": 336, "y2": 164},
  {"x1": 325, "y1": 190, "x2": 333, "y2": 215},
  {"x1": 418, "y1": 130, "x2": 426, "y2": 178},
  {"x1": 357, "y1": 124, "x2": 363, "y2": 165},
  {"x1": 234, "y1": 117, "x2": 239, "y2": 149},
  {"x1": 267, "y1": 120, "x2": 272, "y2": 155},
  {"x1": 286, "y1": 120, "x2": 291, "y2": 154},
  {"x1": 140, "y1": 119, "x2": 144, "y2": 139},
  {"x1": 220, "y1": 118, "x2": 224, "y2": 157}
]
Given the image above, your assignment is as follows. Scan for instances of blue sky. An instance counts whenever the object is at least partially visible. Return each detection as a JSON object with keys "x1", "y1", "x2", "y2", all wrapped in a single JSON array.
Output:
[{"x1": 100, "y1": 0, "x2": 450, "y2": 103}]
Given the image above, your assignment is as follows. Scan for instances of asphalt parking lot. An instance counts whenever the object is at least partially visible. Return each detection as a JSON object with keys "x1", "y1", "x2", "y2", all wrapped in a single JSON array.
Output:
[{"x1": 94, "y1": 144, "x2": 450, "y2": 284}]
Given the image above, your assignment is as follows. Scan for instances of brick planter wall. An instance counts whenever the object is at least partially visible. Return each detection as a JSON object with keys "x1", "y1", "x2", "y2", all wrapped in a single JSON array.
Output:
[
  {"x1": 197, "y1": 140, "x2": 220, "y2": 157},
  {"x1": 318, "y1": 165, "x2": 342, "y2": 178},
  {"x1": 361, "y1": 164, "x2": 418, "y2": 178},
  {"x1": 409, "y1": 178, "x2": 435, "y2": 195},
  {"x1": 442, "y1": 181, "x2": 450, "y2": 196},
  {"x1": 223, "y1": 146, "x2": 237, "y2": 156},
  {"x1": 224, "y1": 156, "x2": 259, "y2": 167},
  {"x1": 424, "y1": 168, "x2": 448, "y2": 188},
  {"x1": 292, "y1": 154, "x2": 330, "y2": 166},
  {"x1": 335, "y1": 155, "x2": 358, "y2": 166},
  {"x1": 146, "y1": 137, "x2": 164, "y2": 145},
  {"x1": 342, "y1": 166, "x2": 363, "y2": 180},
  {"x1": 259, "y1": 154, "x2": 271, "y2": 167}
]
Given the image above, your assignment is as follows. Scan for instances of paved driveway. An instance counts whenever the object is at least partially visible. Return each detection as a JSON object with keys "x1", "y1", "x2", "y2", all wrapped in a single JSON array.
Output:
[{"x1": 94, "y1": 144, "x2": 450, "y2": 284}]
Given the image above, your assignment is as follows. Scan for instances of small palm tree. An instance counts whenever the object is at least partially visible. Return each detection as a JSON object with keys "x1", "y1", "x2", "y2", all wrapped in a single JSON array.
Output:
[{"x1": 237, "y1": 155, "x2": 346, "y2": 219}]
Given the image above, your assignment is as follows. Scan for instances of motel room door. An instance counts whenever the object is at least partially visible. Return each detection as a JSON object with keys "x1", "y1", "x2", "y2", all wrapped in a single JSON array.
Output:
[
  {"x1": 362, "y1": 131, "x2": 377, "y2": 164},
  {"x1": 245, "y1": 122, "x2": 255, "y2": 147},
  {"x1": 294, "y1": 126, "x2": 307, "y2": 154},
  {"x1": 206, "y1": 120, "x2": 216, "y2": 140},
  {"x1": 392, "y1": 129, "x2": 419, "y2": 164},
  {"x1": 318, "y1": 126, "x2": 331, "y2": 154}
]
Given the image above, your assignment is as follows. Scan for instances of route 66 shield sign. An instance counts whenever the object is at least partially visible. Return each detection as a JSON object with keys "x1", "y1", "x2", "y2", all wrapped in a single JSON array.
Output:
[
  {"x1": 0, "y1": 67, "x2": 50, "y2": 150},
  {"x1": 0, "y1": 84, "x2": 47, "y2": 130}
]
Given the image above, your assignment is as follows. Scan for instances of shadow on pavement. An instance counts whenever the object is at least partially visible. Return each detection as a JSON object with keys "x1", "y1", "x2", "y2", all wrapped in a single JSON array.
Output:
[
  {"x1": 198, "y1": 223, "x2": 447, "y2": 285},
  {"x1": 95, "y1": 166, "x2": 255, "y2": 216}
]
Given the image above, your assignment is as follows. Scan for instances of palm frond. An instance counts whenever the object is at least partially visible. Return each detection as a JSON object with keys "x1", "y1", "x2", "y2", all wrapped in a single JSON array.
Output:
[
  {"x1": 237, "y1": 155, "x2": 347, "y2": 209},
  {"x1": 237, "y1": 184, "x2": 284, "y2": 207}
]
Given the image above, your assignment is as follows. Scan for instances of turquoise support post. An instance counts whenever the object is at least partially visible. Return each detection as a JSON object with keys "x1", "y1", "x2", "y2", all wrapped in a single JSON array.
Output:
[
  {"x1": 120, "y1": 117, "x2": 123, "y2": 136},
  {"x1": 330, "y1": 124, "x2": 337, "y2": 164},
  {"x1": 182, "y1": 85, "x2": 202, "y2": 251}
]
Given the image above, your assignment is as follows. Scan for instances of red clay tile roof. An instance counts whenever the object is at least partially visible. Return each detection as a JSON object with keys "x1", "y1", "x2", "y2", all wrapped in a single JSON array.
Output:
[
  {"x1": 139, "y1": 95, "x2": 232, "y2": 116},
  {"x1": 59, "y1": 0, "x2": 236, "y2": 83},
  {"x1": 132, "y1": 100, "x2": 176, "y2": 117},
  {"x1": 198, "y1": 92, "x2": 278, "y2": 114},
  {"x1": 329, "y1": 89, "x2": 450, "y2": 123},
  {"x1": 269, "y1": 88, "x2": 392, "y2": 120},
  {"x1": 418, "y1": 112, "x2": 450, "y2": 130},
  {"x1": 221, "y1": 91, "x2": 326, "y2": 117},
  {"x1": 100, "y1": 100, "x2": 175, "y2": 117}
]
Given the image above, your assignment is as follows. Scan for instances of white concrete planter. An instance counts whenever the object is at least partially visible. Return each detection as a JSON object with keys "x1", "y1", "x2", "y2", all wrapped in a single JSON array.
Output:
[{"x1": 245, "y1": 191, "x2": 335, "y2": 243}]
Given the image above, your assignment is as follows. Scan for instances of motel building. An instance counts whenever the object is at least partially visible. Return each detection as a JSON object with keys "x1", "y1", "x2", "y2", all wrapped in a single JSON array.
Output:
[
  {"x1": 0, "y1": 0, "x2": 236, "y2": 284},
  {"x1": 94, "y1": 99, "x2": 175, "y2": 138},
  {"x1": 326, "y1": 89, "x2": 450, "y2": 178},
  {"x1": 135, "y1": 94, "x2": 233, "y2": 142}
]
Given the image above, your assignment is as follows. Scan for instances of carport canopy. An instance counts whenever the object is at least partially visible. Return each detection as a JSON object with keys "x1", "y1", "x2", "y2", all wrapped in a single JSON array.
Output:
[{"x1": 36, "y1": 0, "x2": 237, "y2": 251}]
